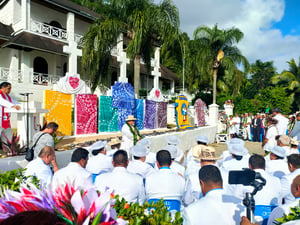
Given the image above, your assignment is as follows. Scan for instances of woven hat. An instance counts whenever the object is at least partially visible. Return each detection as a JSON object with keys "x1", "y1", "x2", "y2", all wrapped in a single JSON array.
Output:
[
  {"x1": 90, "y1": 140, "x2": 107, "y2": 151},
  {"x1": 196, "y1": 135, "x2": 209, "y2": 144},
  {"x1": 130, "y1": 144, "x2": 149, "y2": 157},
  {"x1": 193, "y1": 146, "x2": 219, "y2": 161},
  {"x1": 166, "y1": 135, "x2": 180, "y2": 145},
  {"x1": 126, "y1": 115, "x2": 137, "y2": 121},
  {"x1": 107, "y1": 138, "x2": 121, "y2": 146},
  {"x1": 228, "y1": 142, "x2": 248, "y2": 156},
  {"x1": 270, "y1": 146, "x2": 286, "y2": 158},
  {"x1": 290, "y1": 137, "x2": 299, "y2": 146},
  {"x1": 163, "y1": 145, "x2": 180, "y2": 159}
]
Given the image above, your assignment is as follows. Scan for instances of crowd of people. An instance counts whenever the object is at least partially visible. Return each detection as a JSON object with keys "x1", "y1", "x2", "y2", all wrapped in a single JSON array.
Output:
[{"x1": 17, "y1": 108, "x2": 299, "y2": 225}]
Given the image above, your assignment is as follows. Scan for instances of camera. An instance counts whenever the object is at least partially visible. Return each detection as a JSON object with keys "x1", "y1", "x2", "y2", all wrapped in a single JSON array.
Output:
[{"x1": 228, "y1": 169, "x2": 256, "y2": 185}]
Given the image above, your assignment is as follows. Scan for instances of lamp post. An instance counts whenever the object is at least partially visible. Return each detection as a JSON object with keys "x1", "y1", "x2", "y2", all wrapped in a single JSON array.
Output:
[{"x1": 212, "y1": 50, "x2": 224, "y2": 104}]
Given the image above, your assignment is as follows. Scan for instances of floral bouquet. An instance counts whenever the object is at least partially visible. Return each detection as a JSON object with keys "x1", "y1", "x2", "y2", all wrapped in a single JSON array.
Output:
[{"x1": 0, "y1": 183, "x2": 127, "y2": 225}]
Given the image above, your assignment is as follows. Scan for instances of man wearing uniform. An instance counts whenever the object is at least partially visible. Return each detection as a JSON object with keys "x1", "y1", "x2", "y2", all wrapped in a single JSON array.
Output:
[
  {"x1": 52, "y1": 148, "x2": 93, "y2": 191},
  {"x1": 266, "y1": 146, "x2": 289, "y2": 179},
  {"x1": 121, "y1": 115, "x2": 142, "y2": 153},
  {"x1": 162, "y1": 145, "x2": 185, "y2": 177},
  {"x1": 145, "y1": 150, "x2": 185, "y2": 202},
  {"x1": 183, "y1": 165, "x2": 245, "y2": 225},
  {"x1": 94, "y1": 150, "x2": 145, "y2": 204}
]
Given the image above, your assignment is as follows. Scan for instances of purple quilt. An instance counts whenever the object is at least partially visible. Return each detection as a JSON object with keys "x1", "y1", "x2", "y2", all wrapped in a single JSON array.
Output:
[
  {"x1": 157, "y1": 102, "x2": 167, "y2": 128},
  {"x1": 144, "y1": 100, "x2": 157, "y2": 129}
]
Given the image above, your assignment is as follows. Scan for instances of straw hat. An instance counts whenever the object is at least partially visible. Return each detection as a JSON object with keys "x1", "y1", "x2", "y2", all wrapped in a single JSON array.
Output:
[
  {"x1": 290, "y1": 137, "x2": 299, "y2": 146},
  {"x1": 130, "y1": 144, "x2": 149, "y2": 157},
  {"x1": 89, "y1": 140, "x2": 107, "y2": 151},
  {"x1": 192, "y1": 146, "x2": 219, "y2": 161},
  {"x1": 126, "y1": 115, "x2": 137, "y2": 121},
  {"x1": 107, "y1": 138, "x2": 121, "y2": 146}
]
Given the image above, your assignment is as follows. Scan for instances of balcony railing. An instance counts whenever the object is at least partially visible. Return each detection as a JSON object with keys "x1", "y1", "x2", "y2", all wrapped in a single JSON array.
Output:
[
  {"x1": 0, "y1": 67, "x2": 23, "y2": 83},
  {"x1": 30, "y1": 19, "x2": 68, "y2": 41},
  {"x1": 32, "y1": 72, "x2": 61, "y2": 86}
]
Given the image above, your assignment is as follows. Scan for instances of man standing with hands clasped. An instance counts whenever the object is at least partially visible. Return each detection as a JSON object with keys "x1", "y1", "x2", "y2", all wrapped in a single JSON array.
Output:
[{"x1": 0, "y1": 82, "x2": 21, "y2": 144}]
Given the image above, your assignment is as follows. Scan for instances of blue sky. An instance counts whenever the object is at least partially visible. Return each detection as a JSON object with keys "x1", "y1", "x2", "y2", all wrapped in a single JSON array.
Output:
[{"x1": 169, "y1": 0, "x2": 300, "y2": 73}]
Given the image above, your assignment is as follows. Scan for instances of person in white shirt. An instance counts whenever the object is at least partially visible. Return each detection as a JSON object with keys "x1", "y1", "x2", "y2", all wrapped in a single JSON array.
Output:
[
  {"x1": 182, "y1": 165, "x2": 245, "y2": 225},
  {"x1": 268, "y1": 175, "x2": 300, "y2": 225},
  {"x1": 94, "y1": 150, "x2": 145, "y2": 204},
  {"x1": 107, "y1": 137, "x2": 121, "y2": 158},
  {"x1": 266, "y1": 146, "x2": 289, "y2": 179},
  {"x1": 278, "y1": 135, "x2": 293, "y2": 156},
  {"x1": 232, "y1": 113, "x2": 241, "y2": 136},
  {"x1": 52, "y1": 148, "x2": 93, "y2": 191},
  {"x1": 127, "y1": 144, "x2": 155, "y2": 178},
  {"x1": 121, "y1": 115, "x2": 142, "y2": 153},
  {"x1": 272, "y1": 108, "x2": 289, "y2": 135},
  {"x1": 166, "y1": 135, "x2": 184, "y2": 163},
  {"x1": 138, "y1": 138, "x2": 156, "y2": 168},
  {"x1": 184, "y1": 146, "x2": 220, "y2": 205},
  {"x1": 25, "y1": 146, "x2": 55, "y2": 187},
  {"x1": 161, "y1": 145, "x2": 185, "y2": 177},
  {"x1": 145, "y1": 150, "x2": 185, "y2": 201},
  {"x1": 281, "y1": 154, "x2": 300, "y2": 204},
  {"x1": 86, "y1": 140, "x2": 113, "y2": 176},
  {"x1": 248, "y1": 154, "x2": 282, "y2": 206},
  {"x1": 262, "y1": 117, "x2": 279, "y2": 152},
  {"x1": 0, "y1": 82, "x2": 21, "y2": 145}
]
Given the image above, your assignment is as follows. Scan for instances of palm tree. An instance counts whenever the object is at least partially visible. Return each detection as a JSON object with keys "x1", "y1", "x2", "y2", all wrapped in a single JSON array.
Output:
[
  {"x1": 81, "y1": 0, "x2": 180, "y2": 96},
  {"x1": 190, "y1": 24, "x2": 249, "y2": 104},
  {"x1": 271, "y1": 58, "x2": 300, "y2": 110}
]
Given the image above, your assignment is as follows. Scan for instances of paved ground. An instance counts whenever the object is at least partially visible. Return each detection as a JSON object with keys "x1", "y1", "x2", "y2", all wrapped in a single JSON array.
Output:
[{"x1": 210, "y1": 141, "x2": 264, "y2": 156}]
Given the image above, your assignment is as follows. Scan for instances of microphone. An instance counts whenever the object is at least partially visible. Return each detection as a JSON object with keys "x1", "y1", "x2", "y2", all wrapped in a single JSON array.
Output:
[{"x1": 20, "y1": 93, "x2": 33, "y2": 96}]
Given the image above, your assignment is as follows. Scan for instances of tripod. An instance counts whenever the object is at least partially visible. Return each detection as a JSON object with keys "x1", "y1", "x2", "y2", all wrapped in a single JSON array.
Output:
[
  {"x1": 20, "y1": 93, "x2": 33, "y2": 151},
  {"x1": 243, "y1": 172, "x2": 266, "y2": 222}
]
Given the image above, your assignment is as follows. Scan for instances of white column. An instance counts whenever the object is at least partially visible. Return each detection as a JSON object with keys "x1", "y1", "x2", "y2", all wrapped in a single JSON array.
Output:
[
  {"x1": 208, "y1": 104, "x2": 219, "y2": 126},
  {"x1": 21, "y1": 0, "x2": 29, "y2": 30},
  {"x1": 171, "y1": 80, "x2": 175, "y2": 94},
  {"x1": 224, "y1": 105, "x2": 233, "y2": 116},
  {"x1": 20, "y1": 51, "x2": 31, "y2": 84},
  {"x1": 117, "y1": 34, "x2": 129, "y2": 83},
  {"x1": 152, "y1": 47, "x2": 161, "y2": 89}
]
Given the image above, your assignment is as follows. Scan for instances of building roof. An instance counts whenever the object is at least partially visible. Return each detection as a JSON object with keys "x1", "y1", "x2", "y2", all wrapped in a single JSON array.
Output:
[
  {"x1": 37, "y1": 0, "x2": 100, "y2": 21},
  {"x1": 1, "y1": 32, "x2": 67, "y2": 55}
]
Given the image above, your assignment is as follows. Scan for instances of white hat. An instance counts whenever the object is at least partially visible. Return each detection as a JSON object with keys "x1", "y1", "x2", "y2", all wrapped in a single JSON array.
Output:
[
  {"x1": 227, "y1": 138, "x2": 245, "y2": 148},
  {"x1": 90, "y1": 140, "x2": 107, "y2": 151},
  {"x1": 130, "y1": 144, "x2": 149, "y2": 157},
  {"x1": 163, "y1": 145, "x2": 180, "y2": 159},
  {"x1": 270, "y1": 146, "x2": 286, "y2": 158},
  {"x1": 136, "y1": 138, "x2": 151, "y2": 148},
  {"x1": 228, "y1": 143, "x2": 248, "y2": 156},
  {"x1": 125, "y1": 115, "x2": 137, "y2": 121},
  {"x1": 196, "y1": 135, "x2": 209, "y2": 144},
  {"x1": 263, "y1": 142, "x2": 273, "y2": 152},
  {"x1": 166, "y1": 135, "x2": 180, "y2": 145}
]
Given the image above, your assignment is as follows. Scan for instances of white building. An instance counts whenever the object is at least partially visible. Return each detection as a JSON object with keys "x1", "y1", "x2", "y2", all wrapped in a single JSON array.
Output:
[{"x1": 0, "y1": 0, "x2": 177, "y2": 103}]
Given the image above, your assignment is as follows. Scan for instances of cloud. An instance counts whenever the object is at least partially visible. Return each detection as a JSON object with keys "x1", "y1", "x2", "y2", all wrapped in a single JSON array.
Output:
[{"x1": 172, "y1": 0, "x2": 300, "y2": 72}]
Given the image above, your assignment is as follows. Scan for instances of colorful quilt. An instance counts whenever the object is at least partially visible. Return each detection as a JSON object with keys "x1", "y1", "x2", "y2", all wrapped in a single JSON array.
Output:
[
  {"x1": 144, "y1": 100, "x2": 157, "y2": 129},
  {"x1": 118, "y1": 108, "x2": 135, "y2": 131},
  {"x1": 134, "y1": 99, "x2": 144, "y2": 130},
  {"x1": 112, "y1": 82, "x2": 135, "y2": 109},
  {"x1": 75, "y1": 94, "x2": 98, "y2": 135},
  {"x1": 157, "y1": 102, "x2": 167, "y2": 128},
  {"x1": 99, "y1": 96, "x2": 118, "y2": 132},
  {"x1": 44, "y1": 90, "x2": 72, "y2": 136},
  {"x1": 195, "y1": 98, "x2": 206, "y2": 126}
]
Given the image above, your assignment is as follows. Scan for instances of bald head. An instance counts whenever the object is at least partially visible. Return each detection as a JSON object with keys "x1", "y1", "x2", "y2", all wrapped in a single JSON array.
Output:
[
  {"x1": 291, "y1": 175, "x2": 300, "y2": 198},
  {"x1": 38, "y1": 146, "x2": 55, "y2": 165}
]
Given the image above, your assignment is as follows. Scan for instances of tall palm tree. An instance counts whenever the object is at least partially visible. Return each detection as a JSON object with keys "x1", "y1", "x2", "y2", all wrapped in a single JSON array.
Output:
[
  {"x1": 271, "y1": 58, "x2": 300, "y2": 110},
  {"x1": 81, "y1": 0, "x2": 180, "y2": 96},
  {"x1": 191, "y1": 24, "x2": 249, "y2": 104}
]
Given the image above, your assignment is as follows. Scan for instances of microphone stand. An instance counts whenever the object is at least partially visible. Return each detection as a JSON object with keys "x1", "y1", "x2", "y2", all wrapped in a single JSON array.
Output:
[{"x1": 20, "y1": 93, "x2": 32, "y2": 151}]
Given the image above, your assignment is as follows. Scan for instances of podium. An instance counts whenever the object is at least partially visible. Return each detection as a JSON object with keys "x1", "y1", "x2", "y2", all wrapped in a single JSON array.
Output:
[{"x1": 5, "y1": 101, "x2": 48, "y2": 146}]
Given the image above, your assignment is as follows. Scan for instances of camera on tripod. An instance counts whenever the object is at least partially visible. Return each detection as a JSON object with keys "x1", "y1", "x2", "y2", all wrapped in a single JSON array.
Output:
[{"x1": 228, "y1": 168, "x2": 266, "y2": 223}]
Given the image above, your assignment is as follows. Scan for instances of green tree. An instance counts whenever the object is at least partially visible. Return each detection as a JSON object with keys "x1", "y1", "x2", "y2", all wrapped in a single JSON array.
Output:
[
  {"x1": 271, "y1": 58, "x2": 300, "y2": 111},
  {"x1": 81, "y1": 0, "x2": 180, "y2": 96},
  {"x1": 245, "y1": 60, "x2": 276, "y2": 99},
  {"x1": 254, "y1": 86, "x2": 292, "y2": 114},
  {"x1": 187, "y1": 24, "x2": 249, "y2": 102}
]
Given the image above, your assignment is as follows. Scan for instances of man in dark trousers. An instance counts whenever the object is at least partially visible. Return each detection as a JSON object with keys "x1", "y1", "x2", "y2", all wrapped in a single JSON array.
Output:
[{"x1": 252, "y1": 113, "x2": 262, "y2": 142}]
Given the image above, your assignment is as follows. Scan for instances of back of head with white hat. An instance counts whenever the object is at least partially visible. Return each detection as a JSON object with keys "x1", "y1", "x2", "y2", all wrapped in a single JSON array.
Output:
[
  {"x1": 228, "y1": 143, "x2": 248, "y2": 156},
  {"x1": 270, "y1": 146, "x2": 286, "y2": 158},
  {"x1": 196, "y1": 135, "x2": 209, "y2": 144},
  {"x1": 90, "y1": 140, "x2": 107, "y2": 151},
  {"x1": 136, "y1": 138, "x2": 151, "y2": 149},
  {"x1": 166, "y1": 135, "x2": 180, "y2": 145},
  {"x1": 130, "y1": 144, "x2": 149, "y2": 157},
  {"x1": 163, "y1": 145, "x2": 180, "y2": 159}
]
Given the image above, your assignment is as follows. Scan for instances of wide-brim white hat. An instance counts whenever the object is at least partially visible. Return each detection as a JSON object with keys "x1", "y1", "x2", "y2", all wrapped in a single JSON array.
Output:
[
  {"x1": 90, "y1": 140, "x2": 107, "y2": 151},
  {"x1": 163, "y1": 145, "x2": 180, "y2": 159},
  {"x1": 228, "y1": 143, "x2": 248, "y2": 156},
  {"x1": 130, "y1": 144, "x2": 149, "y2": 157},
  {"x1": 270, "y1": 146, "x2": 286, "y2": 158},
  {"x1": 196, "y1": 135, "x2": 209, "y2": 144},
  {"x1": 107, "y1": 138, "x2": 121, "y2": 146},
  {"x1": 226, "y1": 138, "x2": 245, "y2": 148},
  {"x1": 166, "y1": 135, "x2": 180, "y2": 145},
  {"x1": 136, "y1": 138, "x2": 151, "y2": 148},
  {"x1": 126, "y1": 115, "x2": 137, "y2": 121}
]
